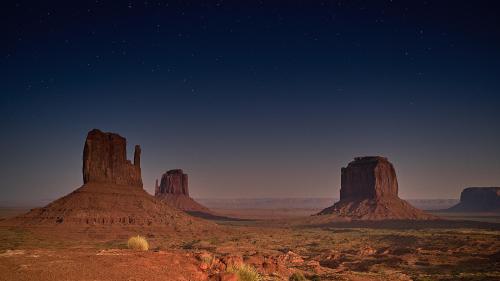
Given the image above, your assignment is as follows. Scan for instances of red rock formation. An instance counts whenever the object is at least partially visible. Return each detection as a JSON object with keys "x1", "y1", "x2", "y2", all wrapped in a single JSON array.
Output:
[
  {"x1": 155, "y1": 179, "x2": 159, "y2": 196},
  {"x1": 340, "y1": 156, "x2": 398, "y2": 200},
  {"x1": 156, "y1": 169, "x2": 189, "y2": 196},
  {"x1": 83, "y1": 129, "x2": 142, "y2": 187},
  {"x1": 9, "y1": 129, "x2": 214, "y2": 229},
  {"x1": 446, "y1": 187, "x2": 500, "y2": 212},
  {"x1": 155, "y1": 169, "x2": 210, "y2": 213},
  {"x1": 318, "y1": 156, "x2": 434, "y2": 220}
]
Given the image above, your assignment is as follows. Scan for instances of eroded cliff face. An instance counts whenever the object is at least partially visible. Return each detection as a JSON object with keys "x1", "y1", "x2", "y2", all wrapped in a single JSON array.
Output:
[
  {"x1": 155, "y1": 169, "x2": 189, "y2": 196},
  {"x1": 155, "y1": 169, "x2": 211, "y2": 213},
  {"x1": 82, "y1": 129, "x2": 142, "y2": 187},
  {"x1": 447, "y1": 187, "x2": 500, "y2": 212},
  {"x1": 339, "y1": 156, "x2": 398, "y2": 200}
]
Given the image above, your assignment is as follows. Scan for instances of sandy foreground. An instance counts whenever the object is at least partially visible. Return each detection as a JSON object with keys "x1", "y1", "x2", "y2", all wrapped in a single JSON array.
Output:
[{"x1": 1, "y1": 215, "x2": 500, "y2": 281}]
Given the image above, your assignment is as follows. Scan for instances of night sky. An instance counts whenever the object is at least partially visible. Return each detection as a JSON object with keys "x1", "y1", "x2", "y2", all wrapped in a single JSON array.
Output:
[{"x1": 1, "y1": 1, "x2": 500, "y2": 203}]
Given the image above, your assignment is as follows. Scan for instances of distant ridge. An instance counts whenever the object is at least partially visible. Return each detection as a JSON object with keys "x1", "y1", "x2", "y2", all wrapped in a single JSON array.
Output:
[
  {"x1": 445, "y1": 187, "x2": 500, "y2": 213},
  {"x1": 197, "y1": 198, "x2": 458, "y2": 211}
]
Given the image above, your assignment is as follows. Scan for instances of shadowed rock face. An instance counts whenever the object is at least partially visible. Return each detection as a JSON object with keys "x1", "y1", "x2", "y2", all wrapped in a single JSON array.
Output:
[
  {"x1": 155, "y1": 169, "x2": 211, "y2": 213},
  {"x1": 155, "y1": 169, "x2": 189, "y2": 196},
  {"x1": 447, "y1": 187, "x2": 500, "y2": 212},
  {"x1": 83, "y1": 129, "x2": 142, "y2": 187},
  {"x1": 318, "y1": 156, "x2": 434, "y2": 220},
  {"x1": 340, "y1": 156, "x2": 398, "y2": 200}
]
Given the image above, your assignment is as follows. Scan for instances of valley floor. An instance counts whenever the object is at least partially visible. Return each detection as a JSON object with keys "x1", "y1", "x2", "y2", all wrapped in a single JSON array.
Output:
[{"x1": 0, "y1": 216, "x2": 499, "y2": 281}]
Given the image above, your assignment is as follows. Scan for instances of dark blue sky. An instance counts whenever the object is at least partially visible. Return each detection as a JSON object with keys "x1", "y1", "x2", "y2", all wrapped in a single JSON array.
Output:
[{"x1": 1, "y1": 1, "x2": 499, "y2": 203}]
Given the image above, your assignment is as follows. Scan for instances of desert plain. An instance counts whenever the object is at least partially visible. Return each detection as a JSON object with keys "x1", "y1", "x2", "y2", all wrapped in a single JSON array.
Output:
[
  {"x1": 4, "y1": 1, "x2": 500, "y2": 280},
  {"x1": 0, "y1": 209, "x2": 499, "y2": 281}
]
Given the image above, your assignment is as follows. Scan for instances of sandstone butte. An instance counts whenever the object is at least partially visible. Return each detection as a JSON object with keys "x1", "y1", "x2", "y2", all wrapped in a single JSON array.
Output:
[
  {"x1": 82, "y1": 129, "x2": 142, "y2": 187},
  {"x1": 446, "y1": 187, "x2": 500, "y2": 213},
  {"x1": 318, "y1": 156, "x2": 435, "y2": 220},
  {"x1": 9, "y1": 129, "x2": 212, "y2": 228},
  {"x1": 155, "y1": 169, "x2": 211, "y2": 214}
]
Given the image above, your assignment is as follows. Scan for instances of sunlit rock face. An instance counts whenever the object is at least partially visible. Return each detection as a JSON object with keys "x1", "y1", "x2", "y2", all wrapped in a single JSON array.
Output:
[
  {"x1": 83, "y1": 129, "x2": 142, "y2": 187},
  {"x1": 447, "y1": 187, "x2": 500, "y2": 212}
]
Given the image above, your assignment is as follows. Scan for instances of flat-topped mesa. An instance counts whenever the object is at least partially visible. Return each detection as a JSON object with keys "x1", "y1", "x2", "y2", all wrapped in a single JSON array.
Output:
[
  {"x1": 82, "y1": 129, "x2": 142, "y2": 187},
  {"x1": 318, "y1": 156, "x2": 434, "y2": 220},
  {"x1": 447, "y1": 187, "x2": 500, "y2": 212},
  {"x1": 340, "y1": 156, "x2": 398, "y2": 200},
  {"x1": 156, "y1": 169, "x2": 189, "y2": 196}
]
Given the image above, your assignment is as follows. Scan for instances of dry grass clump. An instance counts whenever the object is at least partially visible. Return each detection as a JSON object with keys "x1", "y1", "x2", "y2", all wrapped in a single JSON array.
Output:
[
  {"x1": 289, "y1": 272, "x2": 307, "y2": 281},
  {"x1": 228, "y1": 264, "x2": 261, "y2": 281},
  {"x1": 127, "y1": 235, "x2": 149, "y2": 251},
  {"x1": 201, "y1": 255, "x2": 214, "y2": 265}
]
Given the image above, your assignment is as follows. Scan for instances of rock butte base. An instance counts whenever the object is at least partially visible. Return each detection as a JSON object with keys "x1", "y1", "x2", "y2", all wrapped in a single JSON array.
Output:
[
  {"x1": 318, "y1": 197, "x2": 435, "y2": 220},
  {"x1": 156, "y1": 194, "x2": 212, "y2": 213},
  {"x1": 11, "y1": 183, "x2": 211, "y2": 227}
]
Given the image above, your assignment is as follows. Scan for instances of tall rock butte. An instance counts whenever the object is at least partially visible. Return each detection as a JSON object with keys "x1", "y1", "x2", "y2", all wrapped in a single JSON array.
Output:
[
  {"x1": 446, "y1": 187, "x2": 500, "y2": 212},
  {"x1": 83, "y1": 129, "x2": 142, "y2": 187},
  {"x1": 318, "y1": 156, "x2": 434, "y2": 220},
  {"x1": 155, "y1": 169, "x2": 211, "y2": 213},
  {"x1": 11, "y1": 129, "x2": 212, "y2": 229}
]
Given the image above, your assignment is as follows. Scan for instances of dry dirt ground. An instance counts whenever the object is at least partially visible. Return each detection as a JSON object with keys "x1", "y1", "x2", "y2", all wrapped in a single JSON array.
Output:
[{"x1": 0, "y1": 213, "x2": 499, "y2": 281}]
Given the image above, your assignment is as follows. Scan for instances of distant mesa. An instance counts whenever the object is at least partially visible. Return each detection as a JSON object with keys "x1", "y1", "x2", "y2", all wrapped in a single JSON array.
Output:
[
  {"x1": 318, "y1": 156, "x2": 435, "y2": 220},
  {"x1": 9, "y1": 129, "x2": 211, "y2": 228},
  {"x1": 155, "y1": 169, "x2": 189, "y2": 196},
  {"x1": 155, "y1": 169, "x2": 211, "y2": 214},
  {"x1": 445, "y1": 187, "x2": 500, "y2": 213}
]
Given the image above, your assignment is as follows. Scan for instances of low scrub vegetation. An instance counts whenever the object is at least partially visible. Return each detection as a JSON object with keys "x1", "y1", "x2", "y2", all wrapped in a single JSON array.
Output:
[
  {"x1": 289, "y1": 272, "x2": 307, "y2": 281},
  {"x1": 228, "y1": 264, "x2": 261, "y2": 281},
  {"x1": 127, "y1": 235, "x2": 148, "y2": 251}
]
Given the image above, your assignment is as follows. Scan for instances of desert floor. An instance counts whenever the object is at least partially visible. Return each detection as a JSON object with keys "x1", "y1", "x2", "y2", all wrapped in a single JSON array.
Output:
[{"x1": 0, "y1": 209, "x2": 499, "y2": 281}]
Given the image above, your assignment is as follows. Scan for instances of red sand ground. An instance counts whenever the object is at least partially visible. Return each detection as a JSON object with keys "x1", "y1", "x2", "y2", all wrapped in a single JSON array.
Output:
[{"x1": 1, "y1": 213, "x2": 499, "y2": 281}]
